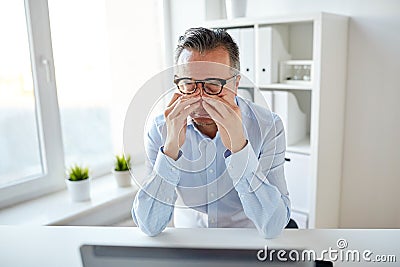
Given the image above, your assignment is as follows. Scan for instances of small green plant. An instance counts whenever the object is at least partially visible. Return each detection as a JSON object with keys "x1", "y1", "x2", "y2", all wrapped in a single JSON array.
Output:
[
  {"x1": 67, "y1": 165, "x2": 89, "y2": 181},
  {"x1": 114, "y1": 154, "x2": 131, "y2": 172}
]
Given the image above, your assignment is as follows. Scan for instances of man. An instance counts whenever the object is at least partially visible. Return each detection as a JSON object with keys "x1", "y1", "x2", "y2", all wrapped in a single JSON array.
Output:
[{"x1": 132, "y1": 27, "x2": 291, "y2": 238}]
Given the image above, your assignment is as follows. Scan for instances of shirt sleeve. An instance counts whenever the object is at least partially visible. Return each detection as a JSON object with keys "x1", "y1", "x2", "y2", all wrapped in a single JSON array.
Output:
[
  {"x1": 225, "y1": 113, "x2": 291, "y2": 238},
  {"x1": 131, "y1": 121, "x2": 184, "y2": 236}
]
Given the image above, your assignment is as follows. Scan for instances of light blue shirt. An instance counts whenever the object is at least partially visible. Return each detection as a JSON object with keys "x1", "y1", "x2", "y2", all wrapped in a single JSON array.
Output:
[{"x1": 132, "y1": 96, "x2": 291, "y2": 238}]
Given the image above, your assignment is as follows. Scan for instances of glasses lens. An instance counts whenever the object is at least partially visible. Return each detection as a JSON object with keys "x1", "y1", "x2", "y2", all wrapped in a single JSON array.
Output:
[
  {"x1": 177, "y1": 79, "x2": 196, "y2": 94},
  {"x1": 204, "y1": 80, "x2": 222, "y2": 94}
]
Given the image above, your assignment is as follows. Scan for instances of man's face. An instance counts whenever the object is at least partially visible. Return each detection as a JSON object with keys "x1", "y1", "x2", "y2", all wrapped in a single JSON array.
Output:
[{"x1": 176, "y1": 47, "x2": 239, "y2": 122}]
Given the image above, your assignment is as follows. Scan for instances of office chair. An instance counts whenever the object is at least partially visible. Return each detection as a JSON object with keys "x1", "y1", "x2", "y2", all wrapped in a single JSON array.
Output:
[{"x1": 285, "y1": 218, "x2": 298, "y2": 229}]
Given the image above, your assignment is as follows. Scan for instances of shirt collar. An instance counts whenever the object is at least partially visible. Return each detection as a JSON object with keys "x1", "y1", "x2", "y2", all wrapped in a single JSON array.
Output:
[{"x1": 186, "y1": 115, "x2": 195, "y2": 126}]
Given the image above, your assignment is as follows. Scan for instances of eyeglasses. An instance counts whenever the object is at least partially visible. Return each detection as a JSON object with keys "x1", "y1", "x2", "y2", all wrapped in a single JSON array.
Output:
[{"x1": 173, "y1": 75, "x2": 237, "y2": 95}]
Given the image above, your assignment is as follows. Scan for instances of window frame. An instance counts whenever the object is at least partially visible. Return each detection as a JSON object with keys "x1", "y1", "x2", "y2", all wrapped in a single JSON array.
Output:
[
  {"x1": 1, "y1": 0, "x2": 167, "y2": 210},
  {"x1": 0, "y1": 0, "x2": 65, "y2": 209}
]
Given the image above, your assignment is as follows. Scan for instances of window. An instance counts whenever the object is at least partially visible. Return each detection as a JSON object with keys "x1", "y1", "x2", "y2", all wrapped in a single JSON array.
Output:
[
  {"x1": 0, "y1": 0, "x2": 42, "y2": 186},
  {"x1": 0, "y1": 0, "x2": 65, "y2": 208},
  {"x1": 0, "y1": 0, "x2": 165, "y2": 209},
  {"x1": 48, "y1": 0, "x2": 113, "y2": 175}
]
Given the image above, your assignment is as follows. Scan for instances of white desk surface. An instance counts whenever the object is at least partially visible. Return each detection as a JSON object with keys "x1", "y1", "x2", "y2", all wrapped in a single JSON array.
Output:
[{"x1": 0, "y1": 226, "x2": 398, "y2": 267}]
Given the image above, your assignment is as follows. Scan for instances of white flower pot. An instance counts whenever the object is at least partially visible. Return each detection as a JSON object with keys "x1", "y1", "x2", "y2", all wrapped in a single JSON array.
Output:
[
  {"x1": 112, "y1": 170, "x2": 132, "y2": 187},
  {"x1": 65, "y1": 178, "x2": 91, "y2": 202},
  {"x1": 225, "y1": 0, "x2": 247, "y2": 19}
]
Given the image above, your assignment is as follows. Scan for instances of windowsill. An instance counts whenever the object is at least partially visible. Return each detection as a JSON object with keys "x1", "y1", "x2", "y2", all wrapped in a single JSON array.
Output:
[{"x1": 0, "y1": 165, "x2": 145, "y2": 226}]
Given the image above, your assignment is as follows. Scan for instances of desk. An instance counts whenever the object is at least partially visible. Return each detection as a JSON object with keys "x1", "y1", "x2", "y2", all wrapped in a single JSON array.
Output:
[{"x1": 0, "y1": 226, "x2": 398, "y2": 266}]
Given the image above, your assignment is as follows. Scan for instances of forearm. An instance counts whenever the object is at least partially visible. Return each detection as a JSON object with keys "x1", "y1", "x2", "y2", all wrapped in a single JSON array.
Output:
[
  {"x1": 226, "y1": 142, "x2": 290, "y2": 238},
  {"x1": 132, "y1": 173, "x2": 177, "y2": 236},
  {"x1": 234, "y1": 174, "x2": 290, "y2": 238},
  {"x1": 132, "y1": 148, "x2": 182, "y2": 236}
]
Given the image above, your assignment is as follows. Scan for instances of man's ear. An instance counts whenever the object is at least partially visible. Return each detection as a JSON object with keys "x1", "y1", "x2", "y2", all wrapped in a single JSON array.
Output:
[{"x1": 235, "y1": 75, "x2": 241, "y2": 93}]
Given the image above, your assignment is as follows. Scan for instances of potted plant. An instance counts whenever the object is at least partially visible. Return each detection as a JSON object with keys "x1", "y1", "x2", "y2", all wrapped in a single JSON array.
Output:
[
  {"x1": 112, "y1": 154, "x2": 132, "y2": 187},
  {"x1": 65, "y1": 165, "x2": 91, "y2": 202}
]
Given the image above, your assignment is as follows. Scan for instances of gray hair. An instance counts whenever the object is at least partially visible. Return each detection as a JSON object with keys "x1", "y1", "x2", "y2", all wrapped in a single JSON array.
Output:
[{"x1": 175, "y1": 27, "x2": 240, "y2": 71}]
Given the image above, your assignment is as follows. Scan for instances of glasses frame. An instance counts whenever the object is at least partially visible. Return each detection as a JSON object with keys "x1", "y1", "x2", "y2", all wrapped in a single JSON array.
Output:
[{"x1": 173, "y1": 75, "x2": 237, "y2": 95}]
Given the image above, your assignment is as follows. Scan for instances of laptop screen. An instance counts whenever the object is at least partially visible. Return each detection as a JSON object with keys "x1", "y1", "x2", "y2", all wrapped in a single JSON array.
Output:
[{"x1": 80, "y1": 245, "x2": 315, "y2": 267}]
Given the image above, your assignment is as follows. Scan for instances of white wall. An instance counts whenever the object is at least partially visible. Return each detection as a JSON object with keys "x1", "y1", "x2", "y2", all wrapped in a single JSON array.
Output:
[
  {"x1": 167, "y1": 0, "x2": 400, "y2": 228},
  {"x1": 168, "y1": 0, "x2": 207, "y2": 64},
  {"x1": 104, "y1": 0, "x2": 165, "y2": 158}
]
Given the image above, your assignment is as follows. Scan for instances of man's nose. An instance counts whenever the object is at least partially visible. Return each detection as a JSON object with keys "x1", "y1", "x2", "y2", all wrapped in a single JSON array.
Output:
[{"x1": 196, "y1": 82, "x2": 205, "y2": 96}]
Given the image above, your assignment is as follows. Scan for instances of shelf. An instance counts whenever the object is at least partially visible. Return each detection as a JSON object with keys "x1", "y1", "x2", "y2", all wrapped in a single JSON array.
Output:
[
  {"x1": 204, "y1": 13, "x2": 321, "y2": 29},
  {"x1": 258, "y1": 83, "x2": 312, "y2": 91},
  {"x1": 281, "y1": 60, "x2": 313, "y2": 65},
  {"x1": 287, "y1": 136, "x2": 311, "y2": 155}
]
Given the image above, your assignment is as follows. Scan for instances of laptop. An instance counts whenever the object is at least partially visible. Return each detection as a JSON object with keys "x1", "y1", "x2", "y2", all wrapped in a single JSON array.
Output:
[{"x1": 80, "y1": 245, "x2": 327, "y2": 267}]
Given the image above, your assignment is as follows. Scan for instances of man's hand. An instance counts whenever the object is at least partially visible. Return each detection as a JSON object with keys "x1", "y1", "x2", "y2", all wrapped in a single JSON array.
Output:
[
  {"x1": 163, "y1": 93, "x2": 201, "y2": 160},
  {"x1": 201, "y1": 96, "x2": 247, "y2": 153}
]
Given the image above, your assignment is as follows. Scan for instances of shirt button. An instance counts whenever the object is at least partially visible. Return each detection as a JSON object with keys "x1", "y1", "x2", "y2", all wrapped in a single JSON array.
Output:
[
  {"x1": 209, "y1": 169, "x2": 214, "y2": 174},
  {"x1": 210, "y1": 192, "x2": 215, "y2": 198},
  {"x1": 210, "y1": 217, "x2": 215, "y2": 224},
  {"x1": 166, "y1": 197, "x2": 171, "y2": 202},
  {"x1": 228, "y1": 165, "x2": 233, "y2": 170}
]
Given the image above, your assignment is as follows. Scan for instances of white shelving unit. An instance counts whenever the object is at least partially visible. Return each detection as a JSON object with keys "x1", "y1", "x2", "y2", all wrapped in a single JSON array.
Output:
[
  {"x1": 259, "y1": 83, "x2": 312, "y2": 91},
  {"x1": 287, "y1": 136, "x2": 311, "y2": 155},
  {"x1": 205, "y1": 13, "x2": 348, "y2": 229}
]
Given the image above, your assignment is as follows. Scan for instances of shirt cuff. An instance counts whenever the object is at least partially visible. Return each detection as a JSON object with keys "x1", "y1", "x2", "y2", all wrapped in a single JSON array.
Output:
[
  {"x1": 153, "y1": 146, "x2": 184, "y2": 186},
  {"x1": 225, "y1": 141, "x2": 258, "y2": 184}
]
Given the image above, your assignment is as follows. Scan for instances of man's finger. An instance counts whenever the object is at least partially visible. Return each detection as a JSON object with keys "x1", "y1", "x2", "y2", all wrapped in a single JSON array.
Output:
[
  {"x1": 202, "y1": 97, "x2": 232, "y2": 116},
  {"x1": 167, "y1": 93, "x2": 182, "y2": 107},
  {"x1": 172, "y1": 102, "x2": 202, "y2": 131},
  {"x1": 220, "y1": 93, "x2": 238, "y2": 107},
  {"x1": 202, "y1": 100, "x2": 223, "y2": 121},
  {"x1": 166, "y1": 95, "x2": 199, "y2": 117},
  {"x1": 165, "y1": 97, "x2": 181, "y2": 117},
  {"x1": 178, "y1": 102, "x2": 202, "y2": 120},
  {"x1": 168, "y1": 97, "x2": 200, "y2": 118}
]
